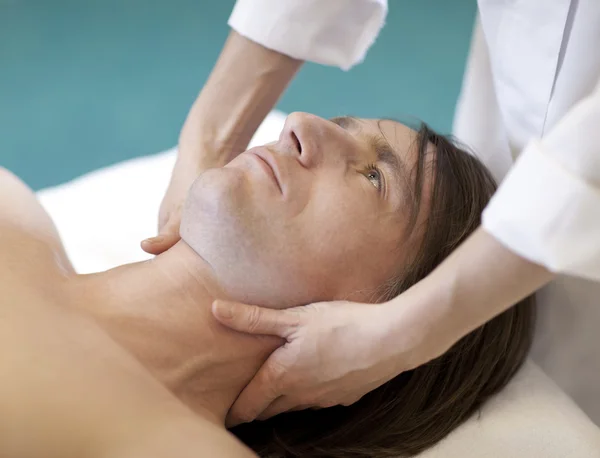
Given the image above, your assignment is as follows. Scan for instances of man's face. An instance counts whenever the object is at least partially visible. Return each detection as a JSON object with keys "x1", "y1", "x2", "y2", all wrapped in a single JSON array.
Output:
[{"x1": 181, "y1": 113, "x2": 432, "y2": 308}]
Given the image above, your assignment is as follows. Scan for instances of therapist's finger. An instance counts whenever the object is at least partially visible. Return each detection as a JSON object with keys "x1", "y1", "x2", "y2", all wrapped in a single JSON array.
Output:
[
  {"x1": 226, "y1": 357, "x2": 286, "y2": 427},
  {"x1": 212, "y1": 301, "x2": 302, "y2": 338},
  {"x1": 141, "y1": 216, "x2": 181, "y2": 255},
  {"x1": 141, "y1": 232, "x2": 179, "y2": 255}
]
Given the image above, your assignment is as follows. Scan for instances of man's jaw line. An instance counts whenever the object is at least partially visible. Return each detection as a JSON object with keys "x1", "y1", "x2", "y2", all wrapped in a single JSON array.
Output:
[{"x1": 155, "y1": 239, "x2": 226, "y2": 302}]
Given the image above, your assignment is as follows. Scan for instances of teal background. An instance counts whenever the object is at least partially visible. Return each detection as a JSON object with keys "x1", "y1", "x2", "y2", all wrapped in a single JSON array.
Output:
[{"x1": 0, "y1": 0, "x2": 477, "y2": 190}]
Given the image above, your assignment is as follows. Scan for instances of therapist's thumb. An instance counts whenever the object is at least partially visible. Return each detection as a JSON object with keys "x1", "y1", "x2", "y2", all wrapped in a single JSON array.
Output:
[
  {"x1": 212, "y1": 301, "x2": 301, "y2": 338},
  {"x1": 141, "y1": 214, "x2": 181, "y2": 255}
]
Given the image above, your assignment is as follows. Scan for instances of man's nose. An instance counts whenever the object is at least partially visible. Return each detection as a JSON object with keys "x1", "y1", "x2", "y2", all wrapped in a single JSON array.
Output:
[{"x1": 279, "y1": 112, "x2": 326, "y2": 169}]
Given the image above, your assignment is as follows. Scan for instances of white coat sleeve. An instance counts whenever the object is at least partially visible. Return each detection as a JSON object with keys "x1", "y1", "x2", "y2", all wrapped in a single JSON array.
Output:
[
  {"x1": 228, "y1": 0, "x2": 387, "y2": 70},
  {"x1": 482, "y1": 79, "x2": 600, "y2": 281}
]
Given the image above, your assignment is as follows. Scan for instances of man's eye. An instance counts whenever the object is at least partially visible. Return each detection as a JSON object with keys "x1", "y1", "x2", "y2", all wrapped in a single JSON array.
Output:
[{"x1": 365, "y1": 166, "x2": 382, "y2": 190}]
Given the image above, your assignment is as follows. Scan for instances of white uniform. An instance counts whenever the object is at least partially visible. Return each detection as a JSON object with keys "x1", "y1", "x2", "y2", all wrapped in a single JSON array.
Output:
[
  {"x1": 453, "y1": 1, "x2": 600, "y2": 424},
  {"x1": 229, "y1": 0, "x2": 600, "y2": 423}
]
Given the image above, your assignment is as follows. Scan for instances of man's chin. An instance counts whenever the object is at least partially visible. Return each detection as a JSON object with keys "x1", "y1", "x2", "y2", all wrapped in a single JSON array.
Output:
[{"x1": 189, "y1": 167, "x2": 246, "y2": 205}]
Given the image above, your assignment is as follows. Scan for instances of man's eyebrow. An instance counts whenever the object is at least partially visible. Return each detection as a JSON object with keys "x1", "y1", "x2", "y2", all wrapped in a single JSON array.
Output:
[
  {"x1": 371, "y1": 133, "x2": 419, "y2": 224},
  {"x1": 370, "y1": 135, "x2": 411, "y2": 200},
  {"x1": 330, "y1": 116, "x2": 413, "y2": 207}
]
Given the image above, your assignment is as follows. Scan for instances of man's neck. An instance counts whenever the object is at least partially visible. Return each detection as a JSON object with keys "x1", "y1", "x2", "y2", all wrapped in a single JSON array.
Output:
[{"x1": 75, "y1": 241, "x2": 280, "y2": 425}]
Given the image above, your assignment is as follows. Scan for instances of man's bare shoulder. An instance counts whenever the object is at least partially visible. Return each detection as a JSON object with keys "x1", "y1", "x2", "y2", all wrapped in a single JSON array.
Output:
[{"x1": 0, "y1": 168, "x2": 73, "y2": 275}]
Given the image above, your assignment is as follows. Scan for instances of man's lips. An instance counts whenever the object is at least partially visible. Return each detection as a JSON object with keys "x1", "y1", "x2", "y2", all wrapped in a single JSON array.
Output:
[{"x1": 250, "y1": 149, "x2": 283, "y2": 193}]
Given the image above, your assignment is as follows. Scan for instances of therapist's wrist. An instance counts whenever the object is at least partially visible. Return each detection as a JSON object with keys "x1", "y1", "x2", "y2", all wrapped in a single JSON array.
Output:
[
  {"x1": 377, "y1": 227, "x2": 556, "y2": 374},
  {"x1": 177, "y1": 111, "x2": 238, "y2": 170},
  {"x1": 395, "y1": 228, "x2": 553, "y2": 364},
  {"x1": 178, "y1": 31, "x2": 302, "y2": 168},
  {"x1": 377, "y1": 281, "x2": 457, "y2": 373},
  {"x1": 177, "y1": 134, "x2": 236, "y2": 170}
]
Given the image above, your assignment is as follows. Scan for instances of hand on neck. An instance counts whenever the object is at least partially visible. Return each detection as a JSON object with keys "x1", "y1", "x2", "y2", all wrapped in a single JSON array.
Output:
[{"x1": 77, "y1": 240, "x2": 282, "y2": 425}]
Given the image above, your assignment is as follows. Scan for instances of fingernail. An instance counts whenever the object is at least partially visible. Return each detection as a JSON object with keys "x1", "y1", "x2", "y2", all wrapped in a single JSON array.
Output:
[
  {"x1": 142, "y1": 236, "x2": 164, "y2": 245},
  {"x1": 214, "y1": 301, "x2": 234, "y2": 319}
]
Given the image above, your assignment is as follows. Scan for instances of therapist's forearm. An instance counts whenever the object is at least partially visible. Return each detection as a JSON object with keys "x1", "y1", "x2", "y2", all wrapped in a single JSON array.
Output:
[
  {"x1": 383, "y1": 227, "x2": 555, "y2": 365},
  {"x1": 179, "y1": 30, "x2": 303, "y2": 166}
]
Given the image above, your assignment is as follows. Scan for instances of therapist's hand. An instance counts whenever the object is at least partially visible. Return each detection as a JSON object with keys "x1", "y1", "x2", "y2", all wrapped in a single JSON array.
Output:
[
  {"x1": 141, "y1": 155, "x2": 208, "y2": 255},
  {"x1": 213, "y1": 229, "x2": 556, "y2": 427},
  {"x1": 212, "y1": 299, "x2": 425, "y2": 427},
  {"x1": 141, "y1": 32, "x2": 301, "y2": 256}
]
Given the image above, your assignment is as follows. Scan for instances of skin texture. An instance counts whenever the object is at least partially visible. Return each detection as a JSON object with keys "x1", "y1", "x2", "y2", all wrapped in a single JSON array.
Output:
[{"x1": 0, "y1": 113, "x2": 433, "y2": 456}]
